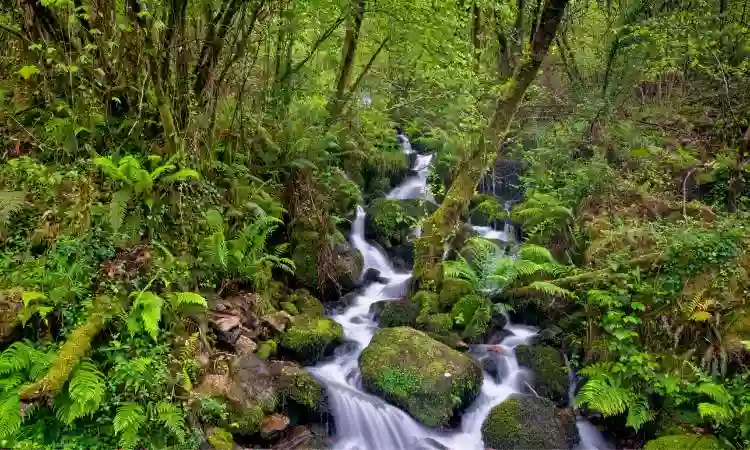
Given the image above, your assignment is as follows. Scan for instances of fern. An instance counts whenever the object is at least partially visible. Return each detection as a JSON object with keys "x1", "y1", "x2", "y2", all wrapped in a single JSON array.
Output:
[
  {"x1": 0, "y1": 391, "x2": 22, "y2": 440},
  {"x1": 696, "y1": 382, "x2": 732, "y2": 405},
  {"x1": 114, "y1": 402, "x2": 146, "y2": 450},
  {"x1": 155, "y1": 401, "x2": 186, "y2": 442},
  {"x1": 625, "y1": 397, "x2": 654, "y2": 429},
  {"x1": 577, "y1": 377, "x2": 631, "y2": 416},
  {"x1": 63, "y1": 360, "x2": 105, "y2": 423},
  {"x1": 0, "y1": 341, "x2": 37, "y2": 375},
  {"x1": 698, "y1": 402, "x2": 733, "y2": 424},
  {"x1": 527, "y1": 281, "x2": 576, "y2": 298},
  {"x1": 442, "y1": 257, "x2": 479, "y2": 288},
  {"x1": 519, "y1": 244, "x2": 556, "y2": 264},
  {"x1": 0, "y1": 190, "x2": 26, "y2": 227},
  {"x1": 171, "y1": 292, "x2": 208, "y2": 308},
  {"x1": 109, "y1": 189, "x2": 131, "y2": 233},
  {"x1": 128, "y1": 291, "x2": 164, "y2": 340}
]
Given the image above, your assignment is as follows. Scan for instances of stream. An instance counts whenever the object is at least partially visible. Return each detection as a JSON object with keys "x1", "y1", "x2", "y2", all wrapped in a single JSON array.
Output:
[{"x1": 310, "y1": 135, "x2": 611, "y2": 450}]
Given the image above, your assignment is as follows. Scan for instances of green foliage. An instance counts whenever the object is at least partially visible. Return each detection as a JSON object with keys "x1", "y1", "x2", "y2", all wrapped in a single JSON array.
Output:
[{"x1": 201, "y1": 208, "x2": 294, "y2": 290}]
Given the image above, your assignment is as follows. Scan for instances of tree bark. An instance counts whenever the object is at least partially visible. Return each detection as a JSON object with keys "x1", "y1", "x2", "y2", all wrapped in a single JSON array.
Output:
[
  {"x1": 328, "y1": 0, "x2": 366, "y2": 122},
  {"x1": 413, "y1": 0, "x2": 570, "y2": 285}
]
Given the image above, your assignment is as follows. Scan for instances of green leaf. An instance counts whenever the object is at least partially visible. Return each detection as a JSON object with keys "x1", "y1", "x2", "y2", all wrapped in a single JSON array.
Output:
[
  {"x1": 21, "y1": 291, "x2": 46, "y2": 307},
  {"x1": 172, "y1": 292, "x2": 207, "y2": 308},
  {"x1": 163, "y1": 169, "x2": 201, "y2": 183},
  {"x1": 17, "y1": 65, "x2": 40, "y2": 80},
  {"x1": 114, "y1": 402, "x2": 146, "y2": 450}
]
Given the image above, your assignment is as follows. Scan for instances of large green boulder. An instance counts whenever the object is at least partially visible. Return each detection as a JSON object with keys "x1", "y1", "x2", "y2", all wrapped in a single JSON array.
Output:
[
  {"x1": 380, "y1": 299, "x2": 419, "y2": 328},
  {"x1": 270, "y1": 361, "x2": 323, "y2": 410},
  {"x1": 481, "y1": 394, "x2": 579, "y2": 450},
  {"x1": 281, "y1": 315, "x2": 343, "y2": 364},
  {"x1": 289, "y1": 289, "x2": 325, "y2": 317},
  {"x1": 515, "y1": 344, "x2": 568, "y2": 405},
  {"x1": 359, "y1": 327, "x2": 483, "y2": 428},
  {"x1": 643, "y1": 434, "x2": 722, "y2": 450}
]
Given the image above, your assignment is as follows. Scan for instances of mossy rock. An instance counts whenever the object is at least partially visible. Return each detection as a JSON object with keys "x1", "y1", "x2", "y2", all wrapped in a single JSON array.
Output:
[
  {"x1": 334, "y1": 242, "x2": 364, "y2": 292},
  {"x1": 275, "y1": 363, "x2": 323, "y2": 410},
  {"x1": 481, "y1": 394, "x2": 579, "y2": 450},
  {"x1": 643, "y1": 434, "x2": 722, "y2": 450},
  {"x1": 291, "y1": 231, "x2": 320, "y2": 289},
  {"x1": 206, "y1": 428, "x2": 235, "y2": 450},
  {"x1": 359, "y1": 327, "x2": 482, "y2": 428},
  {"x1": 280, "y1": 302, "x2": 299, "y2": 316},
  {"x1": 256, "y1": 340, "x2": 277, "y2": 360},
  {"x1": 289, "y1": 290, "x2": 325, "y2": 317},
  {"x1": 438, "y1": 279, "x2": 473, "y2": 310},
  {"x1": 515, "y1": 344, "x2": 568, "y2": 405},
  {"x1": 368, "y1": 199, "x2": 422, "y2": 247},
  {"x1": 229, "y1": 403, "x2": 265, "y2": 435},
  {"x1": 281, "y1": 315, "x2": 343, "y2": 364},
  {"x1": 380, "y1": 299, "x2": 419, "y2": 328}
]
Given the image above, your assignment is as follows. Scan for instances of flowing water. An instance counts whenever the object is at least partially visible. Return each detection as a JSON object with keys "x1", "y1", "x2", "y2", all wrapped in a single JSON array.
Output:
[{"x1": 310, "y1": 140, "x2": 609, "y2": 450}]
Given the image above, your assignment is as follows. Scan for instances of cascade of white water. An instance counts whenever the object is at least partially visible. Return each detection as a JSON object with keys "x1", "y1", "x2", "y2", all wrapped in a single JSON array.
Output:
[{"x1": 310, "y1": 134, "x2": 608, "y2": 450}]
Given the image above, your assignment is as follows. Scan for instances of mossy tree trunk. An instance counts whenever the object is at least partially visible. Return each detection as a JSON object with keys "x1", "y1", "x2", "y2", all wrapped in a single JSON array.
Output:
[{"x1": 413, "y1": 0, "x2": 570, "y2": 286}]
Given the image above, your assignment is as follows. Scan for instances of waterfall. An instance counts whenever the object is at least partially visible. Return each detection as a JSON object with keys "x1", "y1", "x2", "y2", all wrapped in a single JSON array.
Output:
[{"x1": 310, "y1": 133, "x2": 608, "y2": 450}]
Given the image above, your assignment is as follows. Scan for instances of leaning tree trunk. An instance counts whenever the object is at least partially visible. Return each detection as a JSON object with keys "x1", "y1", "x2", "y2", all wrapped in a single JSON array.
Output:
[
  {"x1": 328, "y1": 0, "x2": 366, "y2": 122},
  {"x1": 413, "y1": 0, "x2": 570, "y2": 285}
]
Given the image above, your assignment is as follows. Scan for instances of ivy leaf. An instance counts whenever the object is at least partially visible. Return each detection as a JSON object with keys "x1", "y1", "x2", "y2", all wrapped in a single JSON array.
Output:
[{"x1": 17, "y1": 65, "x2": 40, "y2": 80}]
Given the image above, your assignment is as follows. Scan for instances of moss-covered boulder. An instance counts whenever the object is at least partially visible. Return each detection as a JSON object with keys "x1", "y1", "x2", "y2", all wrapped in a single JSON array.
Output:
[
  {"x1": 289, "y1": 290, "x2": 325, "y2": 317},
  {"x1": 481, "y1": 394, "x2": 579, "y2": 450},
  {"x1": 643, "y1": 434, "x2": 722, "y2": 450},
  {"x1": 379, "y1": 299, "x2": 419, "y2": 328},
  {"x1": 229, "y1": 404, "x2": 265, "y2": 435},
  {"x1": 438, "y1": 278, "x2": 473, "y2": 310},
  {"x1": 271, "y1": 361, "x2": 323, "y2": 410},
  {"x1": 281, "y1": 315, "x2": 343, "y2": 364},
  {"x1": 515, "y1": 345, "x2": 568, "y2": 405},
  {"x1": 367, "y1": 199, "x2": 416, "y2": 247},
  {"x1": 359, "y1": 327, "x2": 482, "y2": 427},
  {"x1": 333, "y1": 242, "x2": 364, "y2": 292}
]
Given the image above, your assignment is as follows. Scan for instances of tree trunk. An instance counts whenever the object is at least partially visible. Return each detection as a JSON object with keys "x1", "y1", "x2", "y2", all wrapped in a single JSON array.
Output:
[
  {"x1": 328, "y1": 0, "x2": 366, "y2": 122},
  {"x1": 413, "y1": 0, "x2": 570, "y2": 285}
]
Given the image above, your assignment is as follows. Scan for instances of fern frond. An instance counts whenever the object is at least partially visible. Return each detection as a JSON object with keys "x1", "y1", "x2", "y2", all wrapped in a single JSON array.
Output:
[
  {"x1": 171, "y1": 292, "x2": 208, "y2": 308},
  {"x1": 155, "y1": 401, "x2": 186, "y2": 442},
  {"x1": 442, "y1": 258, "x2": 479, "y2": 287},
  {"x1": 109, "y1": 189, "x2": 131, "y2": 233},
  {"x1": 92, "y1": 156, "x2": 125, "y2": 182},
  {"x1": 0, "y1": 190, "x2": 26, "y2": 226},
  {"x1": 129, "y1": 292, "x2": 164, "y2": 340},
  {"x1": 0, "y1": 341, "x2": 35, "y2": 375},
  {"x1": 527, "y1": 281, "x2": 576, "y2": 298},
  {"x1": 698, "y1": 402, "x2": 733, "y2": 424},
  {"x1": 148, "y1": 163, "x2": 176, "y2": 181},
  {"x1": 0, "y1": 375, "x2": 24, "y2": 392},
  {"x1": 625, "y1": 397, "x2": 653, "y2": 430},
  {"x1": 513, "y1": 259, "x2": 544, "y2": 277},
  {"x1": 577, "y1": 377, "x2": 630, "y2": 417},
  {"x1": 696, "y1": 382, "x2": 731, "y2": 405},
  {"x1": 519, "y1": 244, "x2": 556, "y2": 264},
  {"x1": 204, "y1": 209, "x2": 225, "y2": 233},
  {"x1": 0, "y1": 392, "x2": 21, "y2": 440},
  {"x1": 114, "y1": 402, "x2": 146, "y2": 450},
  {"x1": 64, "y1": 360, "x2": 105, "y2": 423}
]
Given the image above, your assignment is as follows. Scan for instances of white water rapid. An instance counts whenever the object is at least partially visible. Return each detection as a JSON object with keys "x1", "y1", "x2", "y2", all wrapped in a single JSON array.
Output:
[{"x1": 310, "y1": 137, "x2": 608, "y2": 450}]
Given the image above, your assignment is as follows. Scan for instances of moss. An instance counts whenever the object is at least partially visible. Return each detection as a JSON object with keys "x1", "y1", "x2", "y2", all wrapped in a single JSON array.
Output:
[
  {"x1": 229, "y1": 403, "x2": 264, "y2": 435},
  {"x1": 423, "y1": 313, "x2": 453, "y2": 334},
  {"x1": 380, "y1": 299, "x2": 419, "y2": 328},
  {"x1": 278, "y1": 365, "x2": 322, "y2": 409},
  {"x1": 426, "y1": 331, "x2": 465, "y2": 349},
  {"x1": 206, "y1": 428, "x2": 235, "y2": 450},
  {"x1": 643, "y1": 435, "x2": 722, "y2": 450},
  {"x1": 438, "y1": 279, "x2": 473, "y2": 310},
  {"x1": 359, "y1": 327, "x2": 482, "y2": 428},
  {"x1": 481, "y1": 394, "x2": 578, "y2": 450},
  {"x1": 280, "y1": 302, "x2": 299, "y2": 315},
  {"x1": 515, "y1": 345, "x2": 568, "y2": 405},
  {"x1": 256, "y1": 340, "x2": 277, "y2": 360},
  {"x1": 289, "y1": 290, "x2": 325, "y2": 317},
  {"x1": 281, "y1": 315, "x2": 343, "y2": 364},
  {"x1": 412, "y1": 290, "x2": 440, "y2": 319}
]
